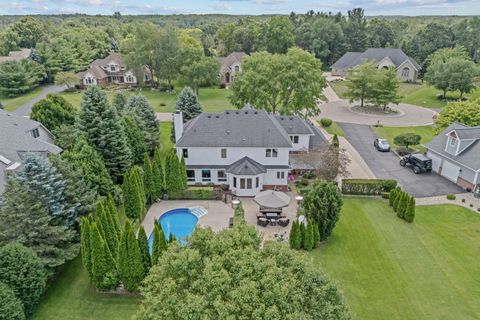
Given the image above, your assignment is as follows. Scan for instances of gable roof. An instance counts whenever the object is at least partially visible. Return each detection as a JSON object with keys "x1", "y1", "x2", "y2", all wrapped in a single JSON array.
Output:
[
  {"x1": 227, "y1": 156, "x2": 266, "y2": 175},
  {"x1": 425, "y1": 122, "x2": 480, "y2": 171},
  {"x1": 218, "y1": 52, "x2": 247, "y2": 70},
  {"x1": 0, "y1": 110, "x2": 62, "y2": 193},
  {"x1": 0, "y1": 48, "x2": 32, "y2": 64},
  {"x1": 176, "y1": 109, "x2": 293, "y2": 148},
  {"x1": 332, "y1": 48, "x2": 421, "y2": 71},
  {"x1": 78, "y1": 52, "x2": 126, "y2": 79},
  {"x1": 274, "y1": 115, "x2": 315, "y2": 135}
]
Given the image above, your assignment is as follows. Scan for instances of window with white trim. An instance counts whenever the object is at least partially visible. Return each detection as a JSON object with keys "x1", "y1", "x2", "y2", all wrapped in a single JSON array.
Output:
[
  {"x1": 186, "y1": 170, "x2": 195, "y2": 182},
  {"x1": 290, "y1": 135, "x2": 299, "y2": 144},
  {"x1": 450, "y1": 137, "x2": 457, "y2": 147},
  {"x1": 218, "y1": 170, "x2": 227, "y2": 182},
  {"x1": 221, "y1": 148, "x2": 227, "y2": 158},
  {"x1": 266, "y1": 148, "x2": 278, "y2": 158},
  {"x1": 401, "y1": 67, "x2": 410, "y2": 77},
  {"x1": 182, "y1": 148, "x2": 188, "y2": 158},
  {"x1": 277, "y1": 171, "x2": 285, "y2": 179},
  {"x1": 202, "y1": 170, "x2": 211, "y2": 182}
]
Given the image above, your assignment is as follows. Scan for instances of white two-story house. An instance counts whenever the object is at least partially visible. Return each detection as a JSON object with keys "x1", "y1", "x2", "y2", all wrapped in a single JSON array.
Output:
[{"x1": 174, "y1": 107, "x2": 327, "y2": 196}]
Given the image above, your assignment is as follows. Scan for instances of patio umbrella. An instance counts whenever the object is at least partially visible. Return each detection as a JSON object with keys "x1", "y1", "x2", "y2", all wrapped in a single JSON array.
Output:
[{"x1": 254, "y1": 190, "x2": 291, "y2": 209}]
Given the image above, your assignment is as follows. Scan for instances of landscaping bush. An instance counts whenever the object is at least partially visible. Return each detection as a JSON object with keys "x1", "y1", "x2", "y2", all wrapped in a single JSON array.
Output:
[
  {"x1": 320, "y1": 118, "x2": 333, "y2": 127},
  {"x1": 168, "y1": 188, "x2": 217, "y2": 200},
  {"x1": 295, "y1": 178, "x2": 309, "y2": 188},
  {"x1": 388, "y1": 188, "x2": 415, "y2": 223},
  {"x1": 381, "y1": 192, "x2": 390, "y2": 199},
  {"x1": 446, "y1": 194, "x2": 456, "y2": 200},
  {"x1": 233, "y1": 203, "x2": 245, "y2": 225},
  {"x1": 341, "y1": 179, "x2": 397, "y2": 195},
  {"x1": 302, "y1": 172, "x2": 315, "y2": 179}
]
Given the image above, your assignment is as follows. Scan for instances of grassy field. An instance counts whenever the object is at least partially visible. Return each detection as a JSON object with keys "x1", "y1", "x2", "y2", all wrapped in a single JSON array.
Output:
[
  {"x1": 59, "y1": 87, "x2": 233, "y2": 113},
  {"x1": 32, "y1": 257, "x2": 140, "y2": 320},
  {"x1": 1, "y1": 88, "x2": 43, "y2": 111},
  {"x1": 310, "y1": 198, "x2": 480, "y2": 320},
  {"x1": 160, "y1": 121, "x2": 174, "y2": 162},
  {"x1": 372, "y1": 125, "x2": 436, "y2": 153},
  {"x1": 329, "y1": 80, "x2": 480, "y2": 109}
]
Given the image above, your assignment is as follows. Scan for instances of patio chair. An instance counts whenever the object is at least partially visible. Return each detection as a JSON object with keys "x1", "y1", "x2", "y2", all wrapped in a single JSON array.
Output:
[
  {"x1": 278, "y1": 218, "x2": 290, "y2": 227},
  {"x1": 257, "y1": 217, "x2": 269, "y2": 227}
]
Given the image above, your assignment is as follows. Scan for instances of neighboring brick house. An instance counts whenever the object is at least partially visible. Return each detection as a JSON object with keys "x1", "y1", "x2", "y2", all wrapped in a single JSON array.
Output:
[
  {"x1": 218, "y1": 52, "x2": 247, "y2": 87},
  {"x1": 425, "y1": 122, "x2": 480, "y2": 195},
  {"x1": 173, "y1": 106, "x2": 327, "y2": 196},
  {"x1": 0, "y1": 109, "x2": 62, "y2": 195},
  {"x1": 0, "y1": 48, "x2": 32, "y2": 64},
  {"x1": 331, "y1": 48, "x2": 421, "y2": 82},
  {"x1": 77, "y1": 52, "x2": 152, "y2": 88}
]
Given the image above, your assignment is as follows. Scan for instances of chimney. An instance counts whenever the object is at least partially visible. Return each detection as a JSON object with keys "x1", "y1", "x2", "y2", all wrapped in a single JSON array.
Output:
[{"x1": 173, "y1": 111, "x2": 183, "y2": 143}]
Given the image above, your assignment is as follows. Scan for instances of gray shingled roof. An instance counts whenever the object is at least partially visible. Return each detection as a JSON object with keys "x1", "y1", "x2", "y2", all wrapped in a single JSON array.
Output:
[
  {"x1": 425, "y1": 122, "x2": 480, "y2": 171},
  {"x1": 218, "y1": 52, "x2": 247, "y2": 70},
  {"x1": 0, "y1": 110, "x2": 62, "y2": 194},
  {"x1": 176, "y1": 109, "x2": 293, "y2": 148},
  {"x1": 274, "y1": 115, "x2": 314, "y2": 135},
  {"x1": 227, "y1": 156, "x2": 266, "y2": 175},
  {"x1": 0, "y1": 48, "x2": 32, "y2": 64},
  {"x1": 332, "y1": 48, "x2": 421, "y2": 70}
]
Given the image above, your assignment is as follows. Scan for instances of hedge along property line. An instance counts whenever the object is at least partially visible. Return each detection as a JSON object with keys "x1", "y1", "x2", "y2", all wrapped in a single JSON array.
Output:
[
  {"x1": 341, "y1": 179, "x2": 398, "y2": 195},
  {"x1": 167, "y1": 187, "x2": 220, "y2": 200}
]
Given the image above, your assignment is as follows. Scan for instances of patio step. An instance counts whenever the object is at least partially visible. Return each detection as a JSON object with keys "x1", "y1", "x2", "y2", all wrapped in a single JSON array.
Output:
[{"x1": 189, "y1": 206, "x2": 208, "y2": 218}]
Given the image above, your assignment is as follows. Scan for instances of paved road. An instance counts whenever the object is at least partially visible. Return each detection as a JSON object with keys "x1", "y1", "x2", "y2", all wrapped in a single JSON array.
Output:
[
  {"x1": 338, "y1": 122, "x2": 463, "y2": 197},
  {"x1": 13, "y1": 84, "x2": 66, "y2": 117}
]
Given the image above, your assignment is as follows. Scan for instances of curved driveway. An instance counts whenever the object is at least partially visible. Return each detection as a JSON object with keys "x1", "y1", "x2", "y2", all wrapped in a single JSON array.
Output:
[
  {"x1": 14, "y1": 84, "x2": 66, "y2": 117},
  {"x1": 317, "y1": 99, "x2": 437, "y2": 127}
]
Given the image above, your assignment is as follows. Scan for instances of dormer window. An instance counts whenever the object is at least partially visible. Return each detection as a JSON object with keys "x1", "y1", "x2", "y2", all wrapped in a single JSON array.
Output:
[
  {"x1": 110, "y1": 65, "x2": 116, "y2": 72},
  {"x1": 450, "y1": 137, "x2": 457, "y2": 147}
]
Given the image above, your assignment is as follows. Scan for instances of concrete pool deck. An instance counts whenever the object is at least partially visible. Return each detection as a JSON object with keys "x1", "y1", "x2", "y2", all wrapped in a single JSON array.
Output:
[{"x1": 142, "y1": 200, "x2": 234, "y2": 236}]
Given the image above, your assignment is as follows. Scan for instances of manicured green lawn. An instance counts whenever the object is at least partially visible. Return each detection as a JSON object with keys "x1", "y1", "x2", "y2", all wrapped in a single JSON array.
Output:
[
  {"x1": 160, "y1": 121, "x2": 174, "y2": 162},
  {"x1": 32, "y1": 257, "x2": 140, "y2": 320},
  {"x1": 329, "y1": 80, "x2": 480, "y2": 110},
  {"x1": 310, "y1": 198, "x2": 480, "y2": 320},
  {"x1": 1, "y1": 88, "x2": 43, "y2": 111},
  {"x1": 372, "y1": 125, "x2": 436, "y2": 153},
  {"x1": 59, "y1": 87, "x2": 233, "y2": 113},
  {"x1": 320, "y1": 121, "x2": 345, "y2": 137}
]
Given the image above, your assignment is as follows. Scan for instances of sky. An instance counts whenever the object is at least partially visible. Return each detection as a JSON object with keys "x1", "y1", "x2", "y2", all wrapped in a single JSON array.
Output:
[{"x1": 0, "y1": 0, "x2": 479, "y2": 16}]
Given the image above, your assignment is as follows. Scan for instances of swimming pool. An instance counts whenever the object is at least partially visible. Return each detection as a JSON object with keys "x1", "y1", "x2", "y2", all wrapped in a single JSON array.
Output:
[{"x1": 148, "y1": 208, "x2": 199, "y2": 249}]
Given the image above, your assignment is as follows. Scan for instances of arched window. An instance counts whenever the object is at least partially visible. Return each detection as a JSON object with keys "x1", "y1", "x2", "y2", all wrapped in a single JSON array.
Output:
[
  {"x1": 234, "y1": 65, "x2": 240, "y2": 72},
  {"x1": 402, "y1": 67, "x2": 410, "y2": 77},
  {"x1": 126, "y1": 75, "x2": 134, "y2": 83}
]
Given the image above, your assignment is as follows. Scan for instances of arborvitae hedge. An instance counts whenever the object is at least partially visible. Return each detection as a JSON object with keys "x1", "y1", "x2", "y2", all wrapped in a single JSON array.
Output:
[
  {"x1": 388, "y1": 188, "x2": 415, "y2": 223},
  {"x1": 80, "y1": 217, "x2": 92, "y2": 277},
  {"x1": 151, "y1": 220, "x2": 167, "y2": 265},
  {"x1": 143, "y1": 154, "x2": 154, "y2": 203},
  {"x1": 137, "y1": 227, "x2": 151, "y2": 278},
  {"x1": 117, "y1": 220, "x2": 144, "y2": 291}
]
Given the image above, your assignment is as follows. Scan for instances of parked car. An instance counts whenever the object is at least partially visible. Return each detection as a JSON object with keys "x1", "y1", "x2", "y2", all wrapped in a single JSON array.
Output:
[
  {"x1": 400, "y1": 153, "x2": 432, "y2": 174},
  {"x1": 374, "y1": 138, "x2": 390, "y2": 152}
]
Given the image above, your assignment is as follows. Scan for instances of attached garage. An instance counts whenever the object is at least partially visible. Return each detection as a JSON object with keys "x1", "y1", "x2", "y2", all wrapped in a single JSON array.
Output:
[
  {"x1": 441, "y1": 161, "x2": 460, "y2": 183},
  {"x1": 427, "y1": 151, "x2": 442, "y2": 173}
]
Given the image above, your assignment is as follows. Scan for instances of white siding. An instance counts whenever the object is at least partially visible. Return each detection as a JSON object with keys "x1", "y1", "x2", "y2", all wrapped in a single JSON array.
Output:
[
  {"x1": 289, "y1": 134, "x2": 310, "y2": 151},
  {"x1": 178, "y1": 147, "x2": 290, "y2": 167}
]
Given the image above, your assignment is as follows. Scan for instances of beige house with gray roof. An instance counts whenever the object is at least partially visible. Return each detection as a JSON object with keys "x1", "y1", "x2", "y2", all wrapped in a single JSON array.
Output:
[{"x1": 331, "y1": 48, "x2": 421, "y2": 82}]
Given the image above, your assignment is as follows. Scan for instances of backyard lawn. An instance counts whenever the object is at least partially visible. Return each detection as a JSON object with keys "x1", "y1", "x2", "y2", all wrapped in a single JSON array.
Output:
[
  {"x1": 0, "y1": 88, "x2": 42, "y2": 111},
  {"x1": 32, "y1": 257, "x2": 140, "y2": 320},
  {"x1": 310, "y1": 198, "x2": 480, "y2": 320},
  {"x1": 329, "y1": 80, "x2": 480, "y2": 109},
  {"x1": 372, "y1": 125, "x2": 436, "y2": 153},
  {"x1": 59, "y1": 87, "x2": 233, "y2": 113}
]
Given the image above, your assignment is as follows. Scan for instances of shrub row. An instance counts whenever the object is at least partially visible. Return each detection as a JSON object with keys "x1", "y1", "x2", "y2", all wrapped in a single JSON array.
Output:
[
  {"x1": 168, "y1": 188, "x2": 217, "y2": 200},
  {"x1": 389, "y1": 187, "x2": 415, "y2": 223},
  {"x1": 233, "y1": 203, "x2": 245, "y2": 225},
  {"x1": 341, "y1": 179, "x2": 397, "y2": 195}
]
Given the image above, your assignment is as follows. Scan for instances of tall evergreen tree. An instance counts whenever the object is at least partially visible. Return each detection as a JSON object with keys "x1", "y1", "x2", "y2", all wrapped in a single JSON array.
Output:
[
  {"x1": 50, "y1": 155, "x2": 97, "y2": 219},
  {"x1": 397, "y1": 192, "x2": 407, "y2": 219},
  {"x1": 289, "y1": 221, "x2": 301, "y2": 250},
  {"x1": 125, "y1": 95, "x2": 160, "y2": 152},
  {"x1": 143, "y1": 154, "x2": 155, "y2": 203},
  {"x1": 393, "y1": 189, "x2": 401, "y2": 212},
  {"x1": 90, "y1": 222, "x2": 118, "y2": 290},
  {"x1": 112, "y1": 91, "x2": 128, "y2": 114},
  {"x1": 152, "y1": 147, "x2": 165, "y2": 198},
  {"x1": 175, "y1": 87, "x2": 203, "y2": 122},
  {"x1": 389, "y1": 187, "x2": 398, "y2": 207},
  {"x1": 165, "y1": 149, "x2": 183, "y2": 193},
  {"x1": 131, "y1": 166, "x2": 146, "y2": 213},
  {"x1": 105, "y1": 195, "x2": 121, "y2": 240},
  {"x1": 151, "y1": 220, "x2": 167, "y2": 265},
  {"x1": 81, "y1": 217, "x2": 93, "y2": 277},
  {"x1": 312, "y1": 222, "x2": 320, "y2": 248},
  {"x1": 0, "y1": 179, "x2": 79, "y2": 271},
  {"x1": 14, "y1": 154, "x2": 76, "y2": 226},
  {"x1": 303, "y1": 222, "x2": 315, "y2": 251},
  {"x1": 117, "y1": 220, "x2": 144, "y2": 291},
  {"x1": 123, "y1": 169, "x2": 145, "y2": 219},
  {"x1": 405, "y1": 196, "x2": 416, "y2": 223},
  {"x1": 76, "y1": 85, "x2": 132, "y2": 182},
  {"x1": 137, "y1": 227, "x2": 151, "y2": 279},
  {"x1": 96, "y1": 201, "x2": 119, "y2": 258},
  {"x1": 62, "y1": 137, "x2": 114, "y2": 197},
  {"x1": 122, "y1": 116, "x2": 148, "y2": 165}
]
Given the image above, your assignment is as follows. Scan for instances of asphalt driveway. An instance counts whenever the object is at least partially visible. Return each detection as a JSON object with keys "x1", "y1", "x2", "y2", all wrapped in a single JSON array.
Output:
[{"x1": 338, "y1": 123, "x2": 463, "y2": 197}]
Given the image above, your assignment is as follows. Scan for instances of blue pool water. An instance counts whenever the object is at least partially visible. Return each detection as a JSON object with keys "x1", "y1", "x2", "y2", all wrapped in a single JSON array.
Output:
[{"x1": 148, "y1": 208, "x2": 198, "y2": 250}]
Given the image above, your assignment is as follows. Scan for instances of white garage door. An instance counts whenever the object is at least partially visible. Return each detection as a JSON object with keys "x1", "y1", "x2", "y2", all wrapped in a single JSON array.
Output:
[
  {"x1": 442, "y1": 161, "x2": 460, "y2": 182},
  {"x1": 427, "y1": 152, "x2": 442, "y2": 172}
]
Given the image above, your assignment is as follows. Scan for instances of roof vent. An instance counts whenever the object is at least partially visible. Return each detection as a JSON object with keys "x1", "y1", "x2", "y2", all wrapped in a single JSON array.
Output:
[
  {"x1": 289, "y1": 117, "x2": 293, "y2": 120},
  {"x1": 242, "y1": 138, "x2": 246, "y2": 141},
  {"x1": 226, "y1": 130, "x2": 231, "y2": 134},
  {"x1": 244, "y1": 111, "x2": 248, "y2": 114},
  {"x1": 226, "y1": 111, "x2": 230, "y2": 114},
  {"x1": 207, "y1": 115, "x2": 211, "y2": 118},
  {"x1": 215, "y1": 115, "x2": 219, "y2": 118},
  {"x1": 235, "y1": 111, "x2": 239, "y2": 114}
]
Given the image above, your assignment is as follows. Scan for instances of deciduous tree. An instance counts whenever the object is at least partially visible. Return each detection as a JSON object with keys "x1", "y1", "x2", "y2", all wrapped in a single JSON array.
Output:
[
  {"x1": 31, "y1": 94, "x2": 76, "y2": 132},
  {"x1": 435, "y1": 99, "x2": 480, "y2": 132},
  {"x1": 344, "y1": 61, "x2": 377, "y2": 108}
]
